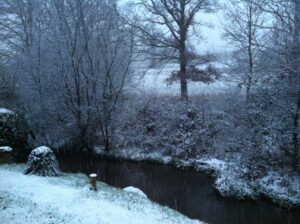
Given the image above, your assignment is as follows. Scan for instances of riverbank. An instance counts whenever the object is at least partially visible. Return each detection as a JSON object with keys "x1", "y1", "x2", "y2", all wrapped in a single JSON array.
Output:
[
  {"x1": 0, "y1": 164, "x2": 204, "y2": 224},
  {"x1": 92, "y1": 147, "x2": 300, "y2": 209}
]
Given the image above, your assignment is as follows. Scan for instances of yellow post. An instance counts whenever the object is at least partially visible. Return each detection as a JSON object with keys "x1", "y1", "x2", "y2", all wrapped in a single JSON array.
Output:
[{"x1": 89, "y1": 173, "x2": 97, "y2": 191}]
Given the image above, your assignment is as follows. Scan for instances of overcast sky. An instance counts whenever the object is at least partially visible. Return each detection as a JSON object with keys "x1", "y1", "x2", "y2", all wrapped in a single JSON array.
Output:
[{"x1": 192, "y1": 10, "x2": 227, "y2": 53}]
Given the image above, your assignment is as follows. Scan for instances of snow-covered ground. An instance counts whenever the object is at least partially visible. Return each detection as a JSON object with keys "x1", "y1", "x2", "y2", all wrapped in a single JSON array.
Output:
[
  {"x1": 130, "y1": 63, "x2": 234, "y2": 96},
  {"x1": 0, "y1": 164, "x2": 204, "y2": 224}
]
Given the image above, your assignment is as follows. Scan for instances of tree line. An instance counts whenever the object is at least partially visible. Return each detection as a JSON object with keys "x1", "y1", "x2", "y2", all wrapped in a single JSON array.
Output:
[{"x1": 0, "y1": 0, "x2": 299, "y2": 170}]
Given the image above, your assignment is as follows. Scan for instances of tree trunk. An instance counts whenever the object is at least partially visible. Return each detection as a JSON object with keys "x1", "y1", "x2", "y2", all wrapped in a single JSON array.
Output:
[
  {"x1": 292, "y1": 0, "x2": 300, "y2": 169},
  {"x1": 246, "y1": 1, "x2": 254, "y2": 103},
  {"x1": 292, "y1": 99, "x2": 300, "y2": 169},
  {"x1": 246, "y1": 47, "x2": 253, "y2": 103},
  {"x1": 179, "y1": 44, "x2": 188, "y2": 101},
  {"x1": 180, "y1": 63, "x2": 188, "y2": 101}
]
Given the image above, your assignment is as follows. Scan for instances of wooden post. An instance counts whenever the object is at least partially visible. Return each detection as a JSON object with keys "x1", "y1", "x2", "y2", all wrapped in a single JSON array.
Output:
[
  {"x1": 89, "y1": 173, "x2": 97, "y2": 191},
  {"x1": 0, "y1": 147, "x2": 13, "y2": 164}
]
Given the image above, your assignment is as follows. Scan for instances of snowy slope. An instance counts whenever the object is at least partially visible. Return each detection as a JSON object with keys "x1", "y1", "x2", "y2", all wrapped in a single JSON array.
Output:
[{"x1": 0, "y1": 165, "x2": 204, "y2": 224}]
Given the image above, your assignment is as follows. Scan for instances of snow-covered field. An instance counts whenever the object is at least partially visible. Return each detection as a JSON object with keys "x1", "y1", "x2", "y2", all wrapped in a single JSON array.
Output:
[
  {"x1": 0, "y1": 164, "x2": 204, "y2": 224},
  {"x1": 130, "y1": 63, "x2": 233, "y2": 96}
]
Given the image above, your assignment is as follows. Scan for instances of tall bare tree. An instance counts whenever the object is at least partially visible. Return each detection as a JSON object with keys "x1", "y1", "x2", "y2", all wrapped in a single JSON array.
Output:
[
  {"x1": 223, "y1": 0, "x2": 265, "y2": 102},
  {"x1": 129, "y1": 0, "x2": 216, "y2": 101}
]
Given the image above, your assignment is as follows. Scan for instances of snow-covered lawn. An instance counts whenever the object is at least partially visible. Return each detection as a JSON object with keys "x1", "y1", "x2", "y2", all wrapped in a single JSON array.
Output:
[
  {"x1": 130, "y1": 63, "x2": 233, "y2": 96},
  {"x1": 0, "y1": 164, "x2": 204, "y2": 224}
]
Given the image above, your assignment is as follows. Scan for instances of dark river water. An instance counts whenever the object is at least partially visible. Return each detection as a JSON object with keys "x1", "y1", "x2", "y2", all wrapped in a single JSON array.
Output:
[{"x1": 57, "y1": 152, "x2": 300, "y2": 224}]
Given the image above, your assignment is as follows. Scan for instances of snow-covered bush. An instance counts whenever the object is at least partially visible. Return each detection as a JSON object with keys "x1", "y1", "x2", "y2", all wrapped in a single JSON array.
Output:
[
  {"x1": 0, "y1": 108, "x2": 29, "y2": 161},
  {"x1": 0, "y1": 109, "x2": 18, "y2": 145},
  {"x1": 123, "y1": 186, "x2": 147, "y2": 198},
  {"x1": 24, "y1": 146, "x2": 61, "y2": 176},
  {"x1": 116, "y1": 97, "x2": 220, "y2": 159}
]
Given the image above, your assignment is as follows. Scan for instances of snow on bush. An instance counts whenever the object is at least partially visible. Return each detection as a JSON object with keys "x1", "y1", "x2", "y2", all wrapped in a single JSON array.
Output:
[
  {"x1": 0, "y1": 146, "x2": 13, "y2": 153},
  {"x1": 117, "y1": 99, "x2": 220, "y2": 159},
  {"x1": 123, "y1": 186, "x2": 147, "y2": 198},
  {"x1": 0, "y1": 108, "x2": 14, "y2": 114},
  {"x1": 0, "y1": 108, "x2": 28, "y2": 161},
  {"x1": 24, "y1": 146, "x2": 61, "y2": 176}
]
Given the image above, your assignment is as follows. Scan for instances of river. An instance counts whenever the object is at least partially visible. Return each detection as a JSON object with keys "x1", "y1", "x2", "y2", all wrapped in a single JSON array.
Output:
[{"x1": 57, "y1": 152, "x2": 300, "y2": 224}]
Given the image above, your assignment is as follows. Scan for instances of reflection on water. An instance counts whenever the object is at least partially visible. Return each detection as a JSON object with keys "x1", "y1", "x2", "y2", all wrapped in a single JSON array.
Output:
[{"x1": 57, "y1": 151, "x2": 300, "y2": 224}]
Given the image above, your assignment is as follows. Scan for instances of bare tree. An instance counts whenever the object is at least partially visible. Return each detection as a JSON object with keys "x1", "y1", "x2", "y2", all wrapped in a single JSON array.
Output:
[
  {"x1": 0, "y1": 0, "x2": 135, "y2": 151},
  {"x1": 292, "y1": 0, "x2": 300, "y2": 168},
  {"x1": 256, "y1": 0, "x2": 300, "y2": 169},
  {"x1": 128, "y1": 0, "x2": 216, "y2": 101},
  {"x1": 223, "y1": 0, "x2": 266, "y2": 102},
  {"x1": 0, "y1": 63, "x2": 16, "y2": 108}
]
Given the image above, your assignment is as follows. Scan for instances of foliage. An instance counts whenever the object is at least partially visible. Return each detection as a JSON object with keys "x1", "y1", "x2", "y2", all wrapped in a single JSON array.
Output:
[
  {"x1": 24, "y1": 146, "x2": 61, "y2": 176},
  {"x1": 0, "y1": 109, "x2": 29, "y2": 161}
]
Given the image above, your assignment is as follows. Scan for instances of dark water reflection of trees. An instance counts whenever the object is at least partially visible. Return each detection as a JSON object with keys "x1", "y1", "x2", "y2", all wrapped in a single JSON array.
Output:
[{"x1": 57, "y1": 151, "x2": 300, "y2": 224}]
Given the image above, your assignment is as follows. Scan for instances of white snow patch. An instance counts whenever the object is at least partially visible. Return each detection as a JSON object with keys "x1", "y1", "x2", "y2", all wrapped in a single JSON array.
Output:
[
  {"x1": 123, "y1": 186, "x2": 147, "y2": 198},
  {"x1": 130, "y1": 63, "x2": 234, "y2": 96},
  {"x1": 195, "y1": 158, "x2": 227, "y2": 172},
  {"x1": 0, "y1": 146, "x2": 13, "y2": 153},
  {"x1": 95, "y1": 147, "x2": 173, "y2": 164},
  {"x1": 194, "y1": 158, "x2": 300, "y2": 206},
  {"x1": 93, "y1": 146, "x2": 106, "y2": 155},
  {"x1": 89, "y1": 173, "x2": 97, "y2": 178},
  {"x1": 32, "y1": 146, "x2": 52, "y2": 155},
  {"x1": 0, "y1": 165, "x2": 204, "y2": 224},
  {"x1": 258, "y1": 171, "x2": 300, "y2": 206},
  {"x1": 0, "y1": 108, "x2": 14, "y2": 114}
]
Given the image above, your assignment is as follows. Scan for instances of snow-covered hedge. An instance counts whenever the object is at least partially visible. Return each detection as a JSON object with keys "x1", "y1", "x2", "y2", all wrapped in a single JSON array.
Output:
[
  {"x1": 0, "y1": 146, "x2": 13, "y2": 153},
  {"x1": 24, "y1": 146, "x2": 61, "y2": 176},
  {"x1": 116, "y1": 99, "x2": 220, "y2": 159},
  {"x1": 0, "y1": 108, "x2": 28, "y2": 160}
]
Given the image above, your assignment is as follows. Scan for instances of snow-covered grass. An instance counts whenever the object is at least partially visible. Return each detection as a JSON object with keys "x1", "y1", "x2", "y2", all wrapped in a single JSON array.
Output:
[
  {"x1": 0, "y1": 164, "x2": 204, "y2": 224},
  {"x1": 130, "y1": 63, "x2": 234, "y2": 96}
]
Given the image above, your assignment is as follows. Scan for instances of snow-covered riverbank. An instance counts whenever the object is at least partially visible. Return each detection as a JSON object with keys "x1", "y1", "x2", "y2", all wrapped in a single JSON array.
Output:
[
  {"x1": 0, "y1": 164, "x2": 204, "y2": 224},
  {"x1": 193, "y1": 158, "x2": 300, "y2": 208}
]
